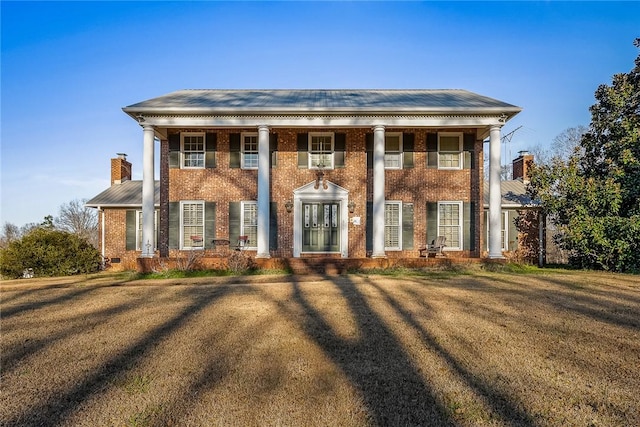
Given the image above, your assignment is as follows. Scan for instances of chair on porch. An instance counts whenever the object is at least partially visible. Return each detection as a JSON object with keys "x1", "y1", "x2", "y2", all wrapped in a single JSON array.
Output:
[
  {"x1": 235, "y1": 235, "x2": 249, "y2": 251},
  {"x1": 419, "y1": 236, "x2": 447, "y2": 258}
]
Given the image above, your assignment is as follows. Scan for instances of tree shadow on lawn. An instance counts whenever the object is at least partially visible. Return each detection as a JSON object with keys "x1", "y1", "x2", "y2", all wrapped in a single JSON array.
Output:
[
  {"x1": 458, "y1": 273, "x2": 640, "y2": 331},
  {"x1": 361, "y1": 276, "x2": 537, "y2": 426},
  {"x1": 262, "y1": 274, "x2": 456, "y2": 426},
  {"x1": 0, "y1": 279, "x2": 131, "y2": 319},
  {"x1": 4, "y1": 285, "x2": 237, "y2": 427}
]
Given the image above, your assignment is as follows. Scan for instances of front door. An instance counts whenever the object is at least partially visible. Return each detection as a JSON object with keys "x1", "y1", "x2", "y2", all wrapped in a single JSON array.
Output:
[{"x1": 302, "y1": 202, "x2": 340, "y2": 252}]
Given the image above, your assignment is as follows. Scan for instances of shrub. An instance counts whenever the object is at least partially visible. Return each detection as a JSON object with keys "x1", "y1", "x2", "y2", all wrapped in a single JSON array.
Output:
[
  {"x1": 0, "y1": 228, "x2": 101, "y2": 278},
  {"x1": 227, "y1": 251, "x2": 254, "y2": 274}
]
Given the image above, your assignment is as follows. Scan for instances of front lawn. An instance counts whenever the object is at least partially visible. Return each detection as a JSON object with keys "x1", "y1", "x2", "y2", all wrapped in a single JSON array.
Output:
[{"x1": 1, "y1": 269, "x2": 639, "y2": 426}]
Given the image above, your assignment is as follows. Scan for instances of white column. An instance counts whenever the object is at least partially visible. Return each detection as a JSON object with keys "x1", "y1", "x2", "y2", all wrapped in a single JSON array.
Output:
[
  {"x1": 372, "y1": 125, "x2": 386, "y2": 258},
  {"x1": 141, "y1": 124, "x2": 156, "y2": 257},
  {"x1": 488, "y1": 125, "x2": 503, "y2": 259},
  {"x1": 256, "y1": 125, "x2": 270, "y2": 258}
]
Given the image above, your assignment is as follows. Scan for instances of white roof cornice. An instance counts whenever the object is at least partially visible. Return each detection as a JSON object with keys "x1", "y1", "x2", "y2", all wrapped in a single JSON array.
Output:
[{"x1": 135, "y1": 113, "x2": 509, "y2": 128}]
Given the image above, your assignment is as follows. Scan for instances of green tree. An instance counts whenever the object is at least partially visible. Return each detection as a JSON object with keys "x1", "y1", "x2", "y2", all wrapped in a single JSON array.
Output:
[
  {"x1": 528, "y1": 40, "x2": 640, "y2": 272},
  {"x1": 0, "y1": 228, "x2": 101, "y2": 278}
]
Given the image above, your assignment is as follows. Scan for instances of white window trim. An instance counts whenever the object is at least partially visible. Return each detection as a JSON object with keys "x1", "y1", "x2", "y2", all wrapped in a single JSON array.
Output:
[
  {"x1": 486, "y1": 210, "x2": 509, "y2": 251},
  {"x1": 240, "y1": 201, "x2": 258, "y2": 250},
  {"x1": 384, "y1": 132, "x2": 403, "y2": 170},
  {"x1": 438, "y1": 132, "x2": 463, "y2": 170},
  {"x1": 438, "y1": 201, "x2": 463, "y2": 250},
  {"x1": 308, "y1": 132, "x2": 335, "y2": 169},
  {"x1": 180, "y1": 200, "x2": 205, "y2": 250},
  {"x1": 181, "y1": 132, "x2": 206, "y2": 169},
  {"x1": 384, "y1": 201, "x2": 402, "y2": 251},
  {"x1": 241, "y1": 132, "x2": 259, "y2": 170},
  {"x1": 136, "y1": 210, "x2": 158, "y2": 251}
]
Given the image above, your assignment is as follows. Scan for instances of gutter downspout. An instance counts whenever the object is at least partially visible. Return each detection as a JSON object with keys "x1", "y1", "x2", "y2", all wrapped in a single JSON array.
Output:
[{"x1": 99, "y1": 207, "x2": 106, "y2": 267}]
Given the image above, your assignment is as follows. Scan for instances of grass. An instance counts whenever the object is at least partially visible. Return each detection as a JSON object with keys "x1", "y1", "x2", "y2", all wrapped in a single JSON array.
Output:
[{"x1": 1, "y1": 269, "x2": 639, "y2": 426}]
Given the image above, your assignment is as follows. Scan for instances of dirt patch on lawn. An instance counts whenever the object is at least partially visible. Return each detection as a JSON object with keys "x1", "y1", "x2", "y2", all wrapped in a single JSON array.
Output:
[{"x1": 1, "y1": 270, "x2": 639, "y2": 426}]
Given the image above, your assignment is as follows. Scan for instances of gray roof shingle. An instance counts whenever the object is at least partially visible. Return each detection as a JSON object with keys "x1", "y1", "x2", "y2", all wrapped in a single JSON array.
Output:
[
  {"x1": 123, "y1": 89, "x2": 521, "y2": 114},
  {"x1": 85, "y1": 180, "x2": 159, "y2": 207},
  {"x1": 483, "y1": 180, "x2": 536, "y2": 207}
]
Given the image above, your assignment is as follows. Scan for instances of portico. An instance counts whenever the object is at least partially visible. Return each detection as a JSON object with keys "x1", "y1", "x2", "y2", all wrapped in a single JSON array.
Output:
[{"x1": 124, "y1": 89, "x2": 520, "y2": 262}]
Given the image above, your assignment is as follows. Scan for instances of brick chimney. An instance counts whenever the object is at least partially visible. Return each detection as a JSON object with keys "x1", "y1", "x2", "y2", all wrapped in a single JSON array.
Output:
[
  {"x1": 512, "y1": 151, "x2": 534, "y2": 183},
  {"x1": 111, "y1": 153, "x2": 132, "y2": 185}
]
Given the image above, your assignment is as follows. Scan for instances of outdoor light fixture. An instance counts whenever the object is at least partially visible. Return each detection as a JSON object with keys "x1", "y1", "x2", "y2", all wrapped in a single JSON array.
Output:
[
  {"x1": 285, "y1": 200, "x2": 294, "y2": 213},
  {"x1": 348, "y1": 200, "x2": 356, "y2": 213}
]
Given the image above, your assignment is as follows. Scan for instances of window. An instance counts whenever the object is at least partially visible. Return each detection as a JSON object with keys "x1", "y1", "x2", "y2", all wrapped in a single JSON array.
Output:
[
  {"x1": 136, "y1": 210, "x2": 158, "y2": 251},
  {"x1": 384, "y1": 133, "x2": 403, "y2": 169},
  {"x1": 241, "y1": 201, "x2": 258, "y2": 249},
  {"x1": 309, "y1": 133, "x2": 334, "y2": 169},
  {"x1": 438, "y1": 133, "x2": 462, "y2": 169},
  {"x1": 182, "y1": 133, "x2": 205, "y2": 168},
  {"x1": 486, "y1": 210, "x2": 508, "y2": 251},
  {"x1": 242, "y1": 133, "x2": 258, "y2": 169},
  {"x1": 385, "y1": 202, "x2": 402, "y2": 250},
  {"x1": 438, "y1": 202, "x2": 462, "y2": 250},
  {"x1": 181, "y1": 202, "x2": 204, "y2": 249}
]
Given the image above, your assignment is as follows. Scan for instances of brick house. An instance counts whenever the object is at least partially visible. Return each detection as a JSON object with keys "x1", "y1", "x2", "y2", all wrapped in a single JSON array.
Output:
[{"x1": 86, "y1": 89, "x2": 522, "y2": 270}]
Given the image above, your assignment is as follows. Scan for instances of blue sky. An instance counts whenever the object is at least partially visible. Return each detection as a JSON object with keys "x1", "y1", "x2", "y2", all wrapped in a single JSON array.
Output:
[{"x1": 1, "y1": 1, "x2": 639, "y2": 227}]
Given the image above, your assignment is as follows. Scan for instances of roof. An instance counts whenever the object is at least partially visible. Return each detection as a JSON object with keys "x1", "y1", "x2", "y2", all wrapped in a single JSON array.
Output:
[
  {"x1": 85, "y1": 180, "x2": 159, "y2": 208},
  {"x1": 123, "y1": 89, "x2": 522, "y2": 115},
  {"x1": 483, "y1": 180, "x2": 537, "y2": 208}
]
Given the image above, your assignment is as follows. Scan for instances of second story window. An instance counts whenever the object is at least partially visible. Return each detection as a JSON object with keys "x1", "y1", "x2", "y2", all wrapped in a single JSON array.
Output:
[
  {"x1": 384, "y1": 133, "x2": 403, "y2": 169},
  {"x1": 242, "y1": 133, "x2": 258, "y2": 169},
  {"x1": 438, "y1": 133, "x2": 462, "y2": 169},
  {"x1": 182, "y1": 133, "x2": 205, "y2": 168},
  {"x1": 309, "y1": 133, "x2": 334, "y2": 169}
]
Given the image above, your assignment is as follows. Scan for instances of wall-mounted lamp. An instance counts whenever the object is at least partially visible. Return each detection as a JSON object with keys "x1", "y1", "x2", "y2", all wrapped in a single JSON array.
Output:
[
  {"x1": 285, "y1": 200, "x2": 294, "y2": 213},
  {"x1": 348, "y1": 200, "x2": 356, "y2": 213}
]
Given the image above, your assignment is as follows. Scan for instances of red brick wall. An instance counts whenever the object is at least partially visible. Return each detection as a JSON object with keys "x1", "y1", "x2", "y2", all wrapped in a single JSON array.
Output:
[
  {"x1": 102, "y1": 209, "x2": 138, "y2": 270},
  {"x1": 166, "y1": 127, "x2": 482, "y2": 259},
  {"x1": 100, "y1": 127, "x2": 484, "y2": 267}
]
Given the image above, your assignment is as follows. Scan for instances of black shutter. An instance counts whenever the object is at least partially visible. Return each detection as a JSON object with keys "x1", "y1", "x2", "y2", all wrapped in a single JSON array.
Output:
[
  {"x1": 403, "y1": 133, "x2": 415, "y2": 169},
  {"x1": 205, "y1": 133, "x2": 217, "y2": 168},
  {"x1": 297, "y1": 133, "x2": 308, "y2": 168},
  {"x1": 463, "y1": 202, "x2": 476, "y2": 251},
  {"x1": 169, "y1": 133, "x2": 180, "y2": 169},
  {"x1": 229, "y1": 133, "x2": 241, "y2": 168},
  {"x1": 426, "y1": 133, "x2": 438, "y2": 169},
  {"x1": 508, "y1": 210, "x2": 519, "y2": 252},
  {"x1": 270, "y1": 202, "x2": 278, "y2": 250},
  {"x1": 426, "y1": 202, "x2": 438, "y2": 245},
  {"x1": 402, "y1": 203, "x2": 414, "y2": 249},
  {"x1": 463, "y1": 133, "x2": 475, "y2": 170},
  {"x1": 168, "y1": 202, "x2": 179, "y2": 250},
  {"x1": 334, "y1": 133, "x2": 346, "y2": 168},
  {"x1": 270, "y1": 133, "x2": 278, "y2": 168},
  {"x1": 366, "y1": 201, "x2": 373, "y2": 252},
  {"x1": 229, "y1": 202, "x2": 241, "y2": 246},
  {"x1": 366, "y1": 133, "x2": 373, "y2": 169},
  {"x1": 204, "y1": 202, "x2": 216, "y2": 249},
  {"x1": 125, "y1": 210, "x2": 136, "y2": 251}
]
